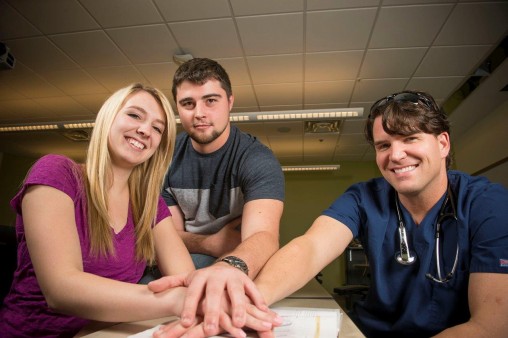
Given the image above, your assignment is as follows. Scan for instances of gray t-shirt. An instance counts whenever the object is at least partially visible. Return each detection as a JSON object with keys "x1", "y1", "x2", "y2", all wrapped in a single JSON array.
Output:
[{"x1": 162, "y1": 125, "x2": 285, "y2": 234}]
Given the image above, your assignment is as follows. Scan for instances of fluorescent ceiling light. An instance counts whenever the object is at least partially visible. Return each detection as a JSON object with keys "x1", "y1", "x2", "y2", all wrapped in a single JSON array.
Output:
[
  {"x1": 0, "y1": 124, "x2": 59, "y2": 132},
  {"x1": 229, "y1": 108, "x2": 363, "y2": 123},
  {"x1": 0, "y1": 108, "x2": 363, "y2": 133},
  {"x1": 282, "y1": 165, "x2": 340, "y2": 172}
]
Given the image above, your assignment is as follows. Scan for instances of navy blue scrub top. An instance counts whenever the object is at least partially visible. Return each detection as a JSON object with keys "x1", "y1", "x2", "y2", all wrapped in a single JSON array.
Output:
[{"x1": 322, "y1": 170, "x2": 508, "y2": 337}]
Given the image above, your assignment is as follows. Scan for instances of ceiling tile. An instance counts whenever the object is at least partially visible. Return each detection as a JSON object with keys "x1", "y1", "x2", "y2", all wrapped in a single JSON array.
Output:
[
  {"x1": 42, "y1": 69, "x2": 108, "y2": 96},
  {"x1": 169, "y1": 19, "x2": 243, "y2": 58},
  {"x1": 0, "y1": 98, "x2": 52, "y2": 121},
  {"x1": 360, "y1": 48, "x2": 427, "y2": 78},
  {"x1": 260, "y1": 105, "x2": 304, "y2": 111},
  {"x1": 0, "y1": 82, "x2": 24, "y2": 100},
  {"x1": 305, "y1": 51, "x2": 363, "y2": 81},
  {"x1": 107, "y1": 25, "x2": 179, "y2": 64},
  {"x1": 348, "y1": 102, "x2": 373, "y2": 116},
  {"x1": 6, "y1": 0, "x2": 99, "y2": 34},
  {"x1": 6, "y1": 37, "x2": 78, "y2": 71},
  {"x1": 406, "y1": 76, "x2": 464, "y2": 101},
  {"x1": 307, "y1": 0, "x2": 379, "y2": 10},
  {"x1": 415, "y1": 45, "x2": 492, "y2": 77},
  {"x1": 231, "y1": 85, "x2": 258, "y2": 108},
  {"x1": 235, "y1": 123, "x2": 270, "y2": 144},
  {"x1": 305, "y1": 103, "x2": 349, "y2": 110},
  {"x1": 216, "y1": 58, "x2": 251, "y2": 86},
  {"x1": 268, "y1": 135, "x2": 303, "y2": 156},
  {"x1": 247, "y1": 54, "x2": 303, "y2": 84},
  {"x1": 254, "y1": 83, "x2": 303, "y2": 106},
  {"x1": 0, "y1": 1, "x2": 40, "y2": 39},
  {"x1": 351, "y1": 78, "x2": 408, "y2": 102},
  {"x1": 341, "y1": 119, "x2": 367, "y2": 135},
  {"x1": 383, "y1": 0, "x2": 452, "y2": 4},
  {"x1": 154, "y1": 0, "x2": 231, "y2": 22},
  {"x1": 136, "y1": 62, "x2": 177, "y2": 90},
  {"x1": 80, "y1": 0, "x2": 163, "y2": 28},
  {"x1": 236, "y1": 13, "x2": 304, "y2": 55},
  {"x1": 71, "y1": 93, "x2": 109, "y2": 114},
  {"x1": 304, "y1": 81, "x2": 355, "y2": 104},
  {"x1": 333, "y1": 153, "x2": 364, "y2": 162},
  {"x1": 0, "y1": 63, "x2": 63, "y2": 98},
  {"x1": 33, "y1": 96, "x2": 93, "y2": 118},
  {"x1": 369, "y1": 4, "x2": 453, "y2": 48},
  {"x1": 435, "y1": 2, "x2": 508, "y2": 46},
  {"x1": 50, "y1": 31, "x2": 131, "y2": 68},
  {"x1": 337, "y1": 133, "x2": 368, "y2": 147},
  {"x1": 231, "y1": 107, "x2": 260, "y2": 113},
  {"x1": 230, "y1": 0, "x2": 304, "y2": 15},
  {"x1": 304, "y1": 133, "x2": 340, "y2": 159},
  {"x1": 86, "y1": 66, "x2": 147, "y2": 92},
  {"x1": 259, "y1": 121, "x2": 303, "y2": 136},
  {"x1": 306, "y1": 8, "x2": 377, "y2": 52},
  {"x1": 334, "y1": 144, "x2": 370, "y2": 155}
]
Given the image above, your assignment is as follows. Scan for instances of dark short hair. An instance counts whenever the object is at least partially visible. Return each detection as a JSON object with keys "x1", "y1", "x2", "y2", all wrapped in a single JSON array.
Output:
[
  {"x1": 172, "y1": 58, "x2": 232, "y2": 101},
  {"x1": 364, "y1": 90, "x2": 452, "y2": 168}
]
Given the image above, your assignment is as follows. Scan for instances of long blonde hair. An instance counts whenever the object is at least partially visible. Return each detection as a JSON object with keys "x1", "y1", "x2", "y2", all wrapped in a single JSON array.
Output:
[{"x1": 85, "y1": 83, "x2": 176, "y2": 263}]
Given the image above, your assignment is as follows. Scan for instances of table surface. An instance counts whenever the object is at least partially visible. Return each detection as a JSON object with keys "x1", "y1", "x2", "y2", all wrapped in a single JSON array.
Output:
[{"x1": 77, "y1": 279, "x2": 365, "y2": 338}]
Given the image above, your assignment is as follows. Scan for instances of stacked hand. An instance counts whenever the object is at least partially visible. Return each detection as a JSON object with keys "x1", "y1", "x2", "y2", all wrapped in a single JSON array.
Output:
[{"x1": 148, "y1": 264, "x2": 282, "y2": 337}]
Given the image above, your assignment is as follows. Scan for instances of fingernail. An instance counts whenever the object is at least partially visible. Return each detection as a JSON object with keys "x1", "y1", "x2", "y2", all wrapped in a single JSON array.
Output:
[{"x1": 181, "y1": 315, "x2": 191, "y2": 324}]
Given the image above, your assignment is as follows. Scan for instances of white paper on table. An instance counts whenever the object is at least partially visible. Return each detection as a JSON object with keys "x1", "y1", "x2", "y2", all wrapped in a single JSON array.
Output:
[
  {"x1": 128, "y1": 307, "x2": 342, "y2": 338},
  {"x1": 271, "y1": 307, "x2": 342, "y2": 338}
]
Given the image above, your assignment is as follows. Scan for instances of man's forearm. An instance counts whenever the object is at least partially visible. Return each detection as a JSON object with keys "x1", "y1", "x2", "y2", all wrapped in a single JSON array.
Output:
[
  {"x1": 433, "y1": 320, "x2": 504, "y2": 338},
  {"x1": 177, "y1": 230, "x2": 219, "y2": 256},
  {"x1": 223, "y1": 230, "x2": 279, "y2": 278},
  {"x1": 254, "y1": 235, "x2": 322, "y2": 306}
]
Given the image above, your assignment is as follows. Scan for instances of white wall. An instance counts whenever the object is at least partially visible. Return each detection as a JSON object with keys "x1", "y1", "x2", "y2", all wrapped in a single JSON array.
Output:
[{"x1": 453, "y1": 99, "x2": 508, "y2": 188}]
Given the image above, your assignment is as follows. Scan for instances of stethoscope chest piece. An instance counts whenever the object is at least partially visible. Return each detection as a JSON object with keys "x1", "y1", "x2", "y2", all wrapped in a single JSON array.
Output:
[{"x1": 394, "y1": 194, "x2": 417, "y2": 265}]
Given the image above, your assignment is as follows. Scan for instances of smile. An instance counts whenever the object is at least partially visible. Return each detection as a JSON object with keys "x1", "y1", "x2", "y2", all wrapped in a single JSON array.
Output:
[
  {"x1": 128, "y1": 138, "x2": 145, "y2": 150},
  {"x1": 393, "y1": 165, "x2": 416, "y2": 174}
]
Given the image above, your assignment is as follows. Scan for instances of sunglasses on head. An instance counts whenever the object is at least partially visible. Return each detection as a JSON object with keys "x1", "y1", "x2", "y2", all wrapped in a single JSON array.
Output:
[{"x1": 370, "y1": 92, "x2": 434, "y2": 116}]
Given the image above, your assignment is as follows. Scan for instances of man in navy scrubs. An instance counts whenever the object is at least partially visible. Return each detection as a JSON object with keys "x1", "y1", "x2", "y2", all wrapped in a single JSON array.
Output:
[
  {"x1": 151, "y1": 90, "x2": 508, "y2": 337},
  {"x1": 253, "y1": 90, "x2": 508, "y2": 337}
]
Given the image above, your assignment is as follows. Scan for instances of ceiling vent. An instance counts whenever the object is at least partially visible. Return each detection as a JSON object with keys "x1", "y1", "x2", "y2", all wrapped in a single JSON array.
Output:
[
  {"x1": 304, "y1": 120, "x2": 341, "y2": 134},
  {"x1": 0, "y1": 42, "x2": 15, "y2": 70},
  {"x1": 173, "y1": 53, "x2": 194, "y2": 65},
  {"x1": 62, "y1": 129, "x2": 90, "y2": 142}
]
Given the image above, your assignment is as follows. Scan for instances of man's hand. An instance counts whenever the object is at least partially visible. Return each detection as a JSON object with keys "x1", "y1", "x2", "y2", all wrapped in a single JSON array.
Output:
[{"x1": 148, "y1": 264, "x2": 274, "y2": 335}]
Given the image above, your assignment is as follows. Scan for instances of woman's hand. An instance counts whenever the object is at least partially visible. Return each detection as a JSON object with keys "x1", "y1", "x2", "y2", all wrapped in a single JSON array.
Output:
[
  {"x1": 152, "y1": 302, "x2": 280, "y2": 338},
  {"x1": 148, "y1": 266, "x2": 269, "y2": 332}
]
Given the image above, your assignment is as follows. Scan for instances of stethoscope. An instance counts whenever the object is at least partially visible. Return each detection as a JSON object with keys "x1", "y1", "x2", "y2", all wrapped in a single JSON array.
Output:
[{"x1": 394, "y1": 185, "x2": 460, "y2": 283}]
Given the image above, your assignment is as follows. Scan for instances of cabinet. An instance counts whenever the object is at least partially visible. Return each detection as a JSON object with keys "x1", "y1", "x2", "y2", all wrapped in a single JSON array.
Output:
[
  {"x1": 333, "y1": 244, "x2": 370, "y2": 311},
  {"x1": 345, "y1": 245, "x2": 370, "y2": 285}
]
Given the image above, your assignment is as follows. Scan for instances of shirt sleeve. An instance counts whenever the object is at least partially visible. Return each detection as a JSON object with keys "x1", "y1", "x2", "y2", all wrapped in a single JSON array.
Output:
[
  {"x1": 321, "y1": 183, "x2": 365, "y2": 238},
  {"x1": 156, "y1": 196, "x2": 171, "y2": 224},
  {"x1": 10, "y1": 154, "x2": 81, "y2": 214},
  {"x1": 239, "y1": 145, "x2": 285, "y2": 202},
  {"x1": 469, "y1": 182, "x2": 508, "y2": 273},
  {"x1": 161, "y1": 170, "x2": 177, "y2": 206}
]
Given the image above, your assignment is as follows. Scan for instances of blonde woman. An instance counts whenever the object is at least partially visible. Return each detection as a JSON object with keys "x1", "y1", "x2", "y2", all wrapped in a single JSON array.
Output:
[{"x1": 0, "y1": 83, "x2": 195, "y2": 337}]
